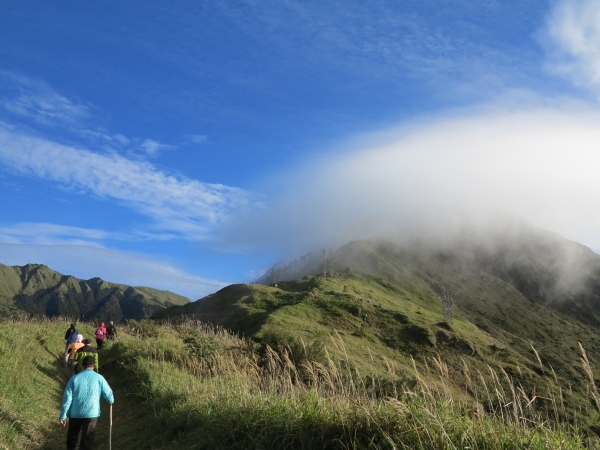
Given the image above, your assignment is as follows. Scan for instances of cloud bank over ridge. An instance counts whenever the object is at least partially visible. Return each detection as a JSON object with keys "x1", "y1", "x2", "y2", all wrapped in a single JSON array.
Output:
[
  {"x1": 222, "y1": 106, "x2": 600, "y2": 256},
  {"x1": 219, "y1": 1, "x2": 600, "y2": 260}
]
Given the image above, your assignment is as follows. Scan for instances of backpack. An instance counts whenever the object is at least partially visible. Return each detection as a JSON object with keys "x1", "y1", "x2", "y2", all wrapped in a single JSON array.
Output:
[{"x1": 66, "y1": 328, "x2": 79, "y2": 343}]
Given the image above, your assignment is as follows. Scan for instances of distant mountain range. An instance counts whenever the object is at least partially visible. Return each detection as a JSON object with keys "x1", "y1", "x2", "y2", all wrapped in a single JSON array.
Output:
[{"x1": 0, "y1": 263, "x2": 189, "y2": 322}]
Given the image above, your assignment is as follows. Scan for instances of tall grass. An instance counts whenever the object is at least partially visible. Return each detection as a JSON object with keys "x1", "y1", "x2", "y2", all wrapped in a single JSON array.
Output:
[
  {"x1": 0, "y1": 316, "x2": 96, "y2": 449},
  {"x1": 0, "y1": 317, "x2": 598, "y2": 449},
  {"x1": 106, "y1": 319, "x2": 596, "y2": 449}
]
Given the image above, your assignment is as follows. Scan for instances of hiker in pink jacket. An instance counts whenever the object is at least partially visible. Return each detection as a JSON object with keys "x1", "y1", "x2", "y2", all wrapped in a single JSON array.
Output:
[{"x1": 94, "y1": 322, "x2": 107, "y2": 351}]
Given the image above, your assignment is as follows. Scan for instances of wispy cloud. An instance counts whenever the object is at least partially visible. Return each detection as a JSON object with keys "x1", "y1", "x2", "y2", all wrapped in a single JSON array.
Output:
[
  {"x1": 0, "y1": 70, "x2": 92, "y2": 128},
  {"x1": 543, "y1": 0, "x2": 600, "y2": 93},
  {"x1": 186, "y1": 134, "x2": 208, "y2": 144},
  {"x1": 190, "y1": 1, "x2": 536, "y2": 96},
  {"x1": 0, "y1": 124, "x2": 252, "y2": 239},
  {"x1": 0, "y1": 223, "x2": 113, "y2": 246},
  {"x1": 0, "y1": 71, "x2": 179, "y2": 158},
  {"x1": 140, "y1": 138, "x2": 177, "y2": 157},
  {"x1": 222, "y1": 105, "x2": 600, "y2": 255},
  {"x1": 0, "y1": 243, "x2": 227, "y2": 299}
]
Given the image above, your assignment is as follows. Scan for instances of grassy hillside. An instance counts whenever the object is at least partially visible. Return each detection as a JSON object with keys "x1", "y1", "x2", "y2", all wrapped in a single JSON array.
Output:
[
  {"x1": 154, "y1": 234, "x2": 600, "y2": 428},
  {"x1": 157, "y1": 274, "x2": 600, "y2": 415},
  {"x1": 0, "y1": 263, "x2": 189, "y2": 322},
  {"x1": 6, "y1": 229, "x2": 600, "y2": 447},
  {"x1": 0, "y1": 317, "x2": 595, "y2": 449}
]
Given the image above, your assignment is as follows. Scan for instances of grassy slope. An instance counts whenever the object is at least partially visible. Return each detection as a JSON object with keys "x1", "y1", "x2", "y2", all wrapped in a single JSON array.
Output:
[
  {"x1": 0, "y1": 265, "x2": 28, "y2": 316},
  {"x1": 155, "y1": 267, "x2": 600, "y2": 423},
  {"x1": 0, "y1": 318, "x2": 97, "y2": 449},
  {"x1": 0, "y1": 318, "x2": 593, "y2": 449},
  {"x1": 0, "y1": 318, "x2": 162, "y2": 450}
]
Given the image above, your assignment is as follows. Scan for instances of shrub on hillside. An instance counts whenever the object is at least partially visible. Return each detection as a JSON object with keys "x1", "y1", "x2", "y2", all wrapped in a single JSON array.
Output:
[
  {"x1": 258, "y1": 329, "x2": 326, "y2": 372},
  {"x1": 127, "y1": 319, "x2": 160, "y2": 338},
  {"x1": 181, "y1": 329, "x2": 224, "y2": 359}
]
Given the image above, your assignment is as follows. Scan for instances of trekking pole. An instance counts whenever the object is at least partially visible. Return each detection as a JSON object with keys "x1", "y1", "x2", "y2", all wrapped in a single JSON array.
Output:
[{"x1": 109, "y1": 403, "x2": 113, "y2": 450}]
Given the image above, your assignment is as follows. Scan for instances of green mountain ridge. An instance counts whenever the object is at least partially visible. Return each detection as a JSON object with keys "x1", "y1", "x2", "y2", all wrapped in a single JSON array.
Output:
[
  {"x1": 0, "y1": 262, "x2": 190, "y2": 321},
  {"x1": 154, "y1": 226, "x2": 600, "y2": 420}
]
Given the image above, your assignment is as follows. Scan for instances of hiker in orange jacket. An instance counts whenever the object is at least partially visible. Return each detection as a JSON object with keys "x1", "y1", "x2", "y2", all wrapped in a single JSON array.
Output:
[{"x1": 66, "y1": 334, "x2": 85, "y2": 374}]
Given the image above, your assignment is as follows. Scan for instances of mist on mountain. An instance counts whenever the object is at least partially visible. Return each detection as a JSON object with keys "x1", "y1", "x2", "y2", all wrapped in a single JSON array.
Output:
[{"x1": 221, "y1": 106, "x2": 600, "y2": 272}]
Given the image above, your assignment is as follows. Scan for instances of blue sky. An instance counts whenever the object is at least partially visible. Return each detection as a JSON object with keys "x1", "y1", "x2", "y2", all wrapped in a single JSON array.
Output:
[{"x1": 2, "y1": 0, "x2": 600, "y2": 299}]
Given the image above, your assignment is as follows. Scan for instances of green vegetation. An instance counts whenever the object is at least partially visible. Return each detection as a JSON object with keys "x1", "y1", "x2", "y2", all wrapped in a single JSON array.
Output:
[
  {"x1": 1, "y1": 317, "x2": 598, "y2": 449},
  {"x1": 6, "y1": 232, "x2": 600, "y2": 447},
  {"x1": 154, "y1": 235, "x2": 600, "y2": 425},
  {"x1": 0, "y1": 263, "x2": 189, "y2": 322},
  {"x1": 155, "y1": 271, "x2": 600, "y2": 422}
]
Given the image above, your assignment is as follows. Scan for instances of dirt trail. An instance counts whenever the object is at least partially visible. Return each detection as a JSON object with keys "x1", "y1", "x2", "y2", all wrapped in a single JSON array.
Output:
[{"x1": 42, "y1": 343, "x2": 146, "y2": 450}]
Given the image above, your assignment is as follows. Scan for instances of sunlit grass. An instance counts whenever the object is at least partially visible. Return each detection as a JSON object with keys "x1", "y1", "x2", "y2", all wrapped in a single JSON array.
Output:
[
  {"x1": 0, "y1": 317, "x2": 96, "y2": 449},
  {"x1": 0, "y1": 317, "x2": 597, "y2": 449}
]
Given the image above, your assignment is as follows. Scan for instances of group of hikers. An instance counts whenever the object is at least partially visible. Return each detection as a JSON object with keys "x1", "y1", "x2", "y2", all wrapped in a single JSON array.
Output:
[
  {"x1": 60, "y1": 322, "x2": 117, "y2": 450},
  {"x1": 63, "y1": 321, "x2": 117, "y2": 373}
]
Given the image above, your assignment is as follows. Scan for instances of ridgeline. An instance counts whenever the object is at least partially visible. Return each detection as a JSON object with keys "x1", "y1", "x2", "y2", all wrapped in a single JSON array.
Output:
[{"x1": 0, "y1": 263, "x2": 189, "y2": 322}]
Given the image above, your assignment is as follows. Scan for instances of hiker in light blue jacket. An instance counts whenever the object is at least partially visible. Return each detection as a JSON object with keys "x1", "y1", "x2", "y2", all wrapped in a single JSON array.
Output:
[{"x1": 60, "y1": 355, "x2": 114, "y2": 450}]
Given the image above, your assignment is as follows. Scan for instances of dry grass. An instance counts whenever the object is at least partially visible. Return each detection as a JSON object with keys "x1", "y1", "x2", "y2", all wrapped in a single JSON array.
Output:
[
  {"x1": 1, "y1": 316, "x2": 599, "y2": 449},
  {"x1": 107, "y1": 319, "x2": 598, "y2": 449}
]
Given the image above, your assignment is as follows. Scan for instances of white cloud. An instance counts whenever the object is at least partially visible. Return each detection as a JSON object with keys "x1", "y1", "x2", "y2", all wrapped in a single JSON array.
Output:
[
  {"x1": 0, "y1": 222, "x2": 137, "y2": 246},
  {"x1": 0, "y1": 243, "x2": 227, "y2": 299},
  {"x1": 114, "y1": 134, "x2": 130, "y2": 146},
  {"x1": 0, "y1": 70, "x2": 92, "y2": 127},
  {"x1": 0, "y1": 71, "x2": 179, "y2": 159},
  {"x1": 141, "y1": 138, "x2": 176, "y2": 156},
  {"x1": 222, "y1": 106, "x2": 600, "y2": 255},
  {"x1": 543, "y1": 0, "x2": 600, "y2": 92},
  {"x1": 0, "y1": 124, "x2": 252, "y2": 239}
]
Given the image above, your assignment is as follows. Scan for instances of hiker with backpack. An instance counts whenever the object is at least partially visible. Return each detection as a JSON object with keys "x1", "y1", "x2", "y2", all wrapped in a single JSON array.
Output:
[
  {"x1": 65, "y1": 334, "x2": 84, "y2": 373},
  {"x1": 64, "y1": 323, "x2": 79, "y2": 356},
  {"x1": 60, "y1": 355, "x2": 114, "y2": 450},
  {"x1": 106, "y1": 321, "x2": 117, "y2": 340},
  {"x1": 94, "y1": 322, "x2": 107, "y2": 351},
  {"x1": 73, "y1": 339, "x2": 99, "y2": 374}
]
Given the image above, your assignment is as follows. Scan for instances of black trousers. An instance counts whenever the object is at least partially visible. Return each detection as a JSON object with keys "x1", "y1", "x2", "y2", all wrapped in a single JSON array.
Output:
[
  {"x1": 96, "y1": 338, "x2": 104, "y2": 350},
  {"x1": 67, "y1": 417, "x2": 97, "y2": 450}
]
